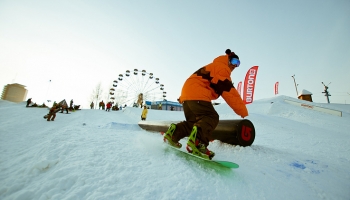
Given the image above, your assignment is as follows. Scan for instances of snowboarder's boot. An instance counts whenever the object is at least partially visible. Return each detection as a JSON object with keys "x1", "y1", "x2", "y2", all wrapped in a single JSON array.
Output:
[
  {"x1": 186, "y1": 126, "x2": 215, "y2": 160},
  {"x1": 163, "y1": 123, "x2": 182, "y2": 148}
]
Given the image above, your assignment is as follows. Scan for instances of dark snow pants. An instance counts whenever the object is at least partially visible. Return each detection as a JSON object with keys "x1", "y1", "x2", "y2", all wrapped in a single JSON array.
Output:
[
  {"x1": 172, "y1": 100, "x2": 219, "y2": 146},
  {"x1": 47, "y1": 113, "x2": 56, "y2": 121}
]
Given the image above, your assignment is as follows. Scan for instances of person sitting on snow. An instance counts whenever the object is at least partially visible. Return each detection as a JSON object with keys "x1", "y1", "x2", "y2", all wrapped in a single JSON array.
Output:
[{"x1": 26, "y1": 98, "x2": 32, "y2": 107}]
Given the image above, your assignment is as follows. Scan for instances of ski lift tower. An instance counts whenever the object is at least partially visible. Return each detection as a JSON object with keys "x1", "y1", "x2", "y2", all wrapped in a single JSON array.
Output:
[{"x1": 321, "y1": 82, "x2": 331, "y2": 103}]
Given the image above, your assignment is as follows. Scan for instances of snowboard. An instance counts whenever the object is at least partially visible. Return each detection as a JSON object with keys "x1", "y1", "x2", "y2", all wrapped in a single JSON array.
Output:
[{"x1": 161, "y1": 132, "x2": 239, "y2": 169}]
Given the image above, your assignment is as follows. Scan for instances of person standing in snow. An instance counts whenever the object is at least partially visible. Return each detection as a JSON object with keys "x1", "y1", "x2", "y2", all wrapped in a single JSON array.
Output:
[
  {"x1": 70, "y1": 99, "x2": 74, "y2": 110},
  {"x1": 99, "y1": 101, "x2": 103, "y2": 109},
  {"x1": 141, "y1": 105, "x2": 148, "y2": 121},
  {"x1": 90, "y1": 102, "x2": 94, "y2": 109},
  {"x1": 101, "y1": 101, "x2": 105, "y2": 110},
  {"x1": 106, "y1": 102, "x2": 112, "y2": 112},
  {"x1": 163, "y1": 49, "x2": 248, "y2": 160},
  {"x1": 60, "y1": 104, "x2": 69, "y2": 114}
]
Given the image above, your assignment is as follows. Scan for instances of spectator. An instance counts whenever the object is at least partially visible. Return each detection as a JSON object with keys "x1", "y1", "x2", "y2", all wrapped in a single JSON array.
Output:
[
  {"x1": 60, "y1": 104, "x2": 69, "y2": 114},
  {"x1": 90, "y1": 102, "x2": 94, "y2": 109},
  {"x1": 102, "y1": 101, "x2": 105, "y2": 110},
  {"x1": 99, "y1": 100, "x2": 104, "y2": 109},
  {"x1": 141, "y1": 105, "x2": 148, "y2": 121},
  {"x1": 26, "y1": 98, "x2": 32, "y2": 107},
  {"x1": 106, "y1": 102, "x2": 112, "y2": 112},
  {"x1": 69, "y1": 99, "x2": 74, "y2": 110}
]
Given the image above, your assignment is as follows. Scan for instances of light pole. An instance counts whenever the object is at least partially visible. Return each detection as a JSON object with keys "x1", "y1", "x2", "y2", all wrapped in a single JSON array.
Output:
[
  {"x1": 46, "y1": 80, "x2": 52, "y2": 104},
  {"x1": 291, "y1": 75, "x2": 299, "y2": 97}
]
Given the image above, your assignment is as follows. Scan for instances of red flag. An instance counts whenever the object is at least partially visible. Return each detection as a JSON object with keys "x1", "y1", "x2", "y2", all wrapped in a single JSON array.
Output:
[
  {"x1": 274, "y1": 82, "x2": 279, "y2": 95},
  {"x1": 243, "y1": 66, "x2": 259, "y2": 104},
  {"x1": 237, "y1": 81, "x2": 242, "y2": 97}
]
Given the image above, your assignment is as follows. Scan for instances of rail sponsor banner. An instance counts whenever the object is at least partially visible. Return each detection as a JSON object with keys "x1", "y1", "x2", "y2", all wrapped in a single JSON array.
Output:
[
  {"x1": 275, "y1": 82, "x2": 279, "y2": 95},
  {"x1": 237, "y1": 81, "x2": 242, "y2": 97},
  {"x1": 243, "y1": 66, "x2": 259, "y2": 104}
]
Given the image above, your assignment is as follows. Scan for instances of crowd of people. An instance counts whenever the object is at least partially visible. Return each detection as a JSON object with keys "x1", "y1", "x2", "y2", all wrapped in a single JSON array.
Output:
[
  {"x1": 24, "y1": 98, "x2": 80, "y2": 122},
  {"x1": 26, "y1": 98, "x2": 48, "y2": 108},
  {"x1": 26, "y1": 97, "x2": 171, "y2": 122}
]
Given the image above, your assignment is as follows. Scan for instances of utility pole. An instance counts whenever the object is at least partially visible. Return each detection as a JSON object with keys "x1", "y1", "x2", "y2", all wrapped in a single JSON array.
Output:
[
  {"x1": 46, "y1": 80, "x2": 52, "y2": 103},
  {"x1": 321, "y1": 82, "x2": 331, "y2": 103},
  {"x1": 291, "y1": 75, "x2": 299, "y2": 97}
]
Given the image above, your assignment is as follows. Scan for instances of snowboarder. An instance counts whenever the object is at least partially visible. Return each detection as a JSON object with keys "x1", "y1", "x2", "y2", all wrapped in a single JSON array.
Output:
[
  {"x1": 141, "y1": 105, "x2": 148, "y2": 121},
  {"x1": 47, "y1": 105, "x2": 60, "y2": 121},
  {"x1": 163, "y1": 49, "x2": 248, "y2": 160}
]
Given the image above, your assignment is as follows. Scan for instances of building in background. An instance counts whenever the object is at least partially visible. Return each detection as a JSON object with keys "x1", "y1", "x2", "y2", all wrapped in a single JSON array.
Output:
[
  {"x1": 1, "y1": 83, "x2": 28, "y2": 103},
  {"x1": 298, "y1": 89, "x2": 313, "y2": 102},
  {"x1": 145, "y1": 100, "x2": 183, "y2": 111}
]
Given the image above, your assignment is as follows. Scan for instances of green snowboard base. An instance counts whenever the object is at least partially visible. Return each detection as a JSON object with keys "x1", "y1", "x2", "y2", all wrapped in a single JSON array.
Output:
[{"x1": 166, "y1": 144, "x2": 239, "y2": 169}]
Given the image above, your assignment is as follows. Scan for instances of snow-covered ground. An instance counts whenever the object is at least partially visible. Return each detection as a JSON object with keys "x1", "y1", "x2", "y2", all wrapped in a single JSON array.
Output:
[{"x1": 0, "y1": 95, "x2": 349, "y2": 200}]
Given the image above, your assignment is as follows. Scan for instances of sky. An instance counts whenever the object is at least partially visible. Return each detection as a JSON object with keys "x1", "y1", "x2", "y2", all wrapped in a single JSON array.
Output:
[
  {"x1": 0, "y1": 95, "x2": 349, "y2": 199},
  {"x1": 1, "y1": 0, "x2": 350, "y2": 108}
]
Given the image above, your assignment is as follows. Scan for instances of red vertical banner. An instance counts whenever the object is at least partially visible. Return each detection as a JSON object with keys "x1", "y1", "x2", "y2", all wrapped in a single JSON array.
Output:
[
  {"x1": 237, "y1": 81, "x2": 242, "y2": 97},
  {"x1": 274, "y1": 82, "x2": 279, "y2": 95},
  {"x1": 243, "y1": 66, "x2": 259, "y2": 104}
]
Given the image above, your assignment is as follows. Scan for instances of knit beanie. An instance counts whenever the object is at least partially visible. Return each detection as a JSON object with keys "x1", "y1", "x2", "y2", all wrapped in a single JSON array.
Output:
[{"x1": 225, "y1": 49, "x2": 239, "y2": 60}]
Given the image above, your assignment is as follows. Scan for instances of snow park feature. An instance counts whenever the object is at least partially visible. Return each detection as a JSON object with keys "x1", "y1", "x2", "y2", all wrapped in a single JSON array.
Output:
[
  {"x1": 139, "y1": 119, "x2": 255, "y2": 147},
  {"x1": 0, "y1": 95, "x2": 349, "y2": 199}
]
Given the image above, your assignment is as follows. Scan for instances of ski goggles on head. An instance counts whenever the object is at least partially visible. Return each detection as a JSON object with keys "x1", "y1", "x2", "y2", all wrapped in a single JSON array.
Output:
[{"x1": 230, "y1": 58, "x2": 240, "y2": 67}]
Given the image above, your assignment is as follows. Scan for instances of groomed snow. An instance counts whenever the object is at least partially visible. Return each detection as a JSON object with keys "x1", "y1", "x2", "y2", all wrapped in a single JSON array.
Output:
[{"x1": 0, "y1": 95, "x2": 349, "y2": 200}]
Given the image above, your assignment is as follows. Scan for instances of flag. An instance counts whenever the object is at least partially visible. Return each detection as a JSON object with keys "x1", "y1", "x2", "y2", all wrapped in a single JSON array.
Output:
[
  {"x1": 274, "y1": 82, "x2": 279, "y2": 95},
  {"x1": 243, "y1": 66, "x2": 259, "y2": 104},
  {"x1": 237, "y1": 81, "x2": 242, "y2": 97}
]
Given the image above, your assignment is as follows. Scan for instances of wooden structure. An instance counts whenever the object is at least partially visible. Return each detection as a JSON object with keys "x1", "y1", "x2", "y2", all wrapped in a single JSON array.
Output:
[{"x1": 298, "y1": 89, "x2": 313, "y2": 102}]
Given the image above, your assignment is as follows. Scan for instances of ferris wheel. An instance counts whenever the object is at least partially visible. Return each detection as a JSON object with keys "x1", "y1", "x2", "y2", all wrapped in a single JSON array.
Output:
[{"x1": 109, "y1": 69, "x2": 166, "y2": 107}]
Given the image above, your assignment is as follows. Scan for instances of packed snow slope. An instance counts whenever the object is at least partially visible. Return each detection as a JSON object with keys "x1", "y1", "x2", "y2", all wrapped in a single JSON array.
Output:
[{"x1": 0, "y1": 95, "x2": 349, "y2": 200}]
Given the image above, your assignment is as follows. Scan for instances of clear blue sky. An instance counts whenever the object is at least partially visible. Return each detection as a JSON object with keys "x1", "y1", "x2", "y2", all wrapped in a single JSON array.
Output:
[{"x1": 1, "y1": 0, "x2": 349, "y2": 107}]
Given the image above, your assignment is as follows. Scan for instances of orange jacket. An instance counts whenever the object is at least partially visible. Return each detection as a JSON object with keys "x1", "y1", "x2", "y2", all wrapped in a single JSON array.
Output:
[{"x1": 179, "y1": 54, "x2": 248, "y2": 118}]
